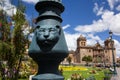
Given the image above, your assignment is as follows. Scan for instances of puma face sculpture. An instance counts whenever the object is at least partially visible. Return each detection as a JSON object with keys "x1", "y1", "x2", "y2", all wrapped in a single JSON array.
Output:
[{"x1": 36, "y1": 25, "x2": 61, "y2": 52}]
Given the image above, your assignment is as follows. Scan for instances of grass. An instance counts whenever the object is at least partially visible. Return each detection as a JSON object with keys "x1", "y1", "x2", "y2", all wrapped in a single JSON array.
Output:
[{"x1": 61, "y1": 66, "x2": 111, "y2": 80}]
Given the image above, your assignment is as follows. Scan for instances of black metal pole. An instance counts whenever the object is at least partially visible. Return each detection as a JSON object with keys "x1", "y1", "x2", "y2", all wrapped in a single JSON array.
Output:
[{"x1": 109, "y1": 31, "x2": 117, "y2": 75}]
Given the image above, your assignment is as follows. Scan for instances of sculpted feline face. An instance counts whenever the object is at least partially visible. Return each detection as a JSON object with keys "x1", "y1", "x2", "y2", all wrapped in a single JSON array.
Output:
[{"x1": 36, "y1": 25, "x2": 61, "y2": 52}]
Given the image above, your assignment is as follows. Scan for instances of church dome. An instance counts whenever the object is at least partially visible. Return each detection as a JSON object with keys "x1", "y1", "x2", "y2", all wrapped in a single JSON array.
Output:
[{"x1": 77, "y1": 35, "x2": 86, "y2": 41}]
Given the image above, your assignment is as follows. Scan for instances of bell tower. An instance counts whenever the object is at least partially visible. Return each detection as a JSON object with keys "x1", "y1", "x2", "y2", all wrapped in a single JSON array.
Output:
[
  {"x1": 77, "y1": 35, "x2": 86, "y2": 47},
  {"x1": 104, "y1": 38, "x2": 114, "y2": 48}
]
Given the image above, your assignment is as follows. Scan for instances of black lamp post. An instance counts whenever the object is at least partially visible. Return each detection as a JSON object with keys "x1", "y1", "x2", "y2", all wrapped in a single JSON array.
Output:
[{"x1": 109, "y1": 31, "x2": 117, "y2": 75}]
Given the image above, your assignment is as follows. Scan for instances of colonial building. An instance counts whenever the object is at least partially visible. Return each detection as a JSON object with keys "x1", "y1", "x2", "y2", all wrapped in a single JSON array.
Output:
[{"x1": 74, "y1": 35, "x2": 116, "y2": 65}]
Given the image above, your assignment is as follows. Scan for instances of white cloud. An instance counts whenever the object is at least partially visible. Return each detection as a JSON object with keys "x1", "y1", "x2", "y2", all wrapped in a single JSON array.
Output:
[
  {"x1": 74, "y1": 19, "x2": 108, "y2": 33},
  {"x1": 107, "y1": 0, "x2": 120, "y2": 10},
  {"x1": 62, "y1": 24, "x2": 70, "y2": 30},
  {"x1": 93, "y1": 3, "x2": 99, "y2": 14},
  {"x1": 63, "y1": 24, "x2": 79, "y2": 50},
  {"x1": 94, "y1": 0, "x2": 120, "y2": 15},
  {"x1": 114, "y1": 40, "x2": 120, "y2": 57},
  {"x1": 87, "y1": 34, "x2": 102, "y2": 42},
  {"x1": 107, "y1": 0, "x2": 115, "y2": 10},
  {"x1": 64, "y1": 32, "x2": 79, "y2": 50},
  {"x1": 116, "y1": 5, "x2": 120, "y2": 11},
  {"x1": 22, "y1": 0, "x2": 39, "y2": 4},
  {"x1": 107, "y1": 12, "x2": 120, "y2": 35},
  {"x1": 28, "y1": 33, "x2": 34, "y2": 41},
  {"x1": 97, "y1": 7, "x2": 104, "y2": 16},
  {"x1": 86, "y1": 34, "x2": 104, "y2": 46},
  {"x1": 74, "y1": 10, "x2": 120, "y2": 35},
  {"x1": 93, "y1": 3, "x2": 104, "y2": 16},
  {"x1": 0, "y1": 0, "x2": 17, "y2": 16}
]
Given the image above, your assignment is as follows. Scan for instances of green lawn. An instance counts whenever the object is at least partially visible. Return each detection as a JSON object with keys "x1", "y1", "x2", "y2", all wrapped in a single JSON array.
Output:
[{"x1": 62, "y1": 67, "x2": 111, "y2": 80}]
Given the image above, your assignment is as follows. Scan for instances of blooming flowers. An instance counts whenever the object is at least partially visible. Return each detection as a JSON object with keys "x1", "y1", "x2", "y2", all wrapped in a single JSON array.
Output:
[{"x1": 59, "y1": 66, "x2": 88, "y2": 71}]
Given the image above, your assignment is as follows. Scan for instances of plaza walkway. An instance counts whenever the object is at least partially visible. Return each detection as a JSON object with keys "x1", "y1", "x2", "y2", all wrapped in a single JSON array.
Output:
[{"x1": 110, "y1": 68, "x2": 120, "y2": 80}]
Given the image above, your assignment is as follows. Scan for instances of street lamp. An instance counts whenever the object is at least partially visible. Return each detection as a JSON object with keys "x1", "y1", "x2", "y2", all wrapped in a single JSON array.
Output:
[{"x1": 109, "y1": 31, "x2": 117, "y2": 75}]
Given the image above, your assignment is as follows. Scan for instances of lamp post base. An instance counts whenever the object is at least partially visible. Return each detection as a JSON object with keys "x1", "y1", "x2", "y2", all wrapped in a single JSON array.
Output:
[{"x1": 32, "y1": 73, "x2": 64, "y2": 80}]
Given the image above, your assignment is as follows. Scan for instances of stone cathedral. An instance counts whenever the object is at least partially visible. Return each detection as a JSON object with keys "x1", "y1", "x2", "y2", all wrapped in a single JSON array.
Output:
[{"x1": 74, "y1": 35, "x2": 116, "y2": 65}]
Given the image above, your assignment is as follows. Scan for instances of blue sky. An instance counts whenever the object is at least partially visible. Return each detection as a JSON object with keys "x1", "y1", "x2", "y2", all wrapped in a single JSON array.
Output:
[{"x1": 1, "y1": 0, "x2": 120, "y2": 57}]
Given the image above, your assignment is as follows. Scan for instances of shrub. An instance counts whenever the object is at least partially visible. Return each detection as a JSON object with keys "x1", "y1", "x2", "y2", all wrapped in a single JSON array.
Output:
[
  {"x1": 89, "y1": 70, "x2": 96, "y2": 74},
  {"x1": 70, "y1": 73, "x2": 84, "y2": 80}
]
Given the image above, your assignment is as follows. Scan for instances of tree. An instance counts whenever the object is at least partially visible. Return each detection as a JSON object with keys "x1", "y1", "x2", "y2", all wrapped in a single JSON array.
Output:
[
  {"x1": 82, "y1": 55, "x2": 92, "y2": 66},
  {"x1": 66, "y1": 56, "x2": 72, "y2": 65},
  {"x1": 0, "y1": 3, "x2": 29, "y2": 80},
  {"x1": 0, "y1": 9, "x2": 11, "y2": 80}
]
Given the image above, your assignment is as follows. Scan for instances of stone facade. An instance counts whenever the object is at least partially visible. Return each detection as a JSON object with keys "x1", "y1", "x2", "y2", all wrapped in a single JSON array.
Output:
[{"x1": 74, "y1": 35, "x2": 116, "y2": 65}]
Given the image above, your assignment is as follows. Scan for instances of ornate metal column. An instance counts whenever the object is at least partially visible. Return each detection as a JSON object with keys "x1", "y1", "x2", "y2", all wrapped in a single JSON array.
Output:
[{"x1": 28, "y1": 0, "x2": 68, "y2": 80}]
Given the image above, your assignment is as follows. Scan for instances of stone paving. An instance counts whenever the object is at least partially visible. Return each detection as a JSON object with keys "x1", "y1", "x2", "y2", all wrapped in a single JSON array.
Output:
[{"x1": 110, "y1": 68, "x2": 120, "y2": 80}]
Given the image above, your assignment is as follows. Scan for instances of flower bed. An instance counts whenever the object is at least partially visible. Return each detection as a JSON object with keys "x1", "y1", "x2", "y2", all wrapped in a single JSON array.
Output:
[{"x1": 59, "y1": 66, "x2": 88, "y2": 71}]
